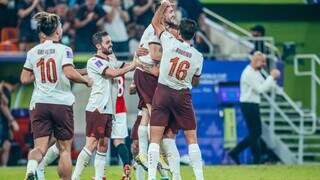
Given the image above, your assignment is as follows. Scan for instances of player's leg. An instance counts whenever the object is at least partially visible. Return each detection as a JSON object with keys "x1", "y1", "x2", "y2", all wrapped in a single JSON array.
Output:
[
  {"x1": 131, "y1": 140, "x2": 145, "y2": 180},
  {"x1": 26, "y1": 136, "x2": 50, "y2": 179},
  {"x1": 94, "y1": 137, "x2": 108, "y2": 180},
  {"x1": 37, "y1": 139, "x2": 59, "y2": 180},
  {"x1": 131, "y1": 114, "x2": 145, "y2": 180},
  {"x1": 148, "y1": 84, "x2": 170, "y2": 180},
  {"x1": 133, "y1": 69, "x2": 155, "y2": 163},
  {"x1": 73, "y1": 111, "x2": 109, "y2": 180},
  {"x1": 171, "y1": 88, "x2": 204, "y2": 180},
  {"x1": 136, "y1": 108, "x2": 149, "y2": 169},
  {"x1": 92, "y1": 114, "x2": 112, "y2": 180},
  {"x1": 1, "y1": 139, "x2": 11, "y2": 166},
  {"x1": 184, "y1": 130, "x2": 204, "y2": 180},
  {"x1": 162, "y1": 129, "x2": 181, "y2": 180},
  {"x1": 114, "y1": 139, "x2": 131, "y2": 178},
  {"x1": 148, "y1": 126, "x2": 165, "y2": 180},
  {"x1": 56, "y1": 139, "x2": 73, "y2": 180},
  {"x1": 26, "y1": 104, "x2": 52, "y2": 179},
  {"x1": 49, "y1": 104, "x2": 74, "y2": 180},
  {"x1": 112, "y1": 112, "x2": 131, "y2": 179},
  {"x1": 72, "y1": 137, "x2": 97, "y2": 180}
]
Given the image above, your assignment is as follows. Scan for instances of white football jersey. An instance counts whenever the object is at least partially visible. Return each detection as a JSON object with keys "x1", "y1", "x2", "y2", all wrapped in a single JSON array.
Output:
[
  {"x1": 158, "y1": 32, "x2": 203, "y2": 90},
  {"x1": 138, "y1": 24, "x2": 161, "y2": 65},
  {"x1": 23, "y1": 40, "x2": 75, "y2": 109},
  {"x1": 86, "y1": 55, "x2": 125, "y2": 114}
]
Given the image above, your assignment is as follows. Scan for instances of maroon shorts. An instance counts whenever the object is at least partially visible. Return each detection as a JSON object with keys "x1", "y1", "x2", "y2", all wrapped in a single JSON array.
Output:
[
  {"x1": 151, "y1": 83, "x2": 196, "y2": 131},
  {"x1": 86, "y1": 110, "x2": 112, "y2": 138},
  {"x1": 133, "y1": 68, "x2": 158, "y2": 105},
  {"x1": 164, "y1": 115, "x2": 179, "y2": 135},
  {"x1": 30, "y1": 103, "x2": 74, "y2": 140},
  {"x1": 131, "y1": 114, "x2": 142, "y2": 140}
]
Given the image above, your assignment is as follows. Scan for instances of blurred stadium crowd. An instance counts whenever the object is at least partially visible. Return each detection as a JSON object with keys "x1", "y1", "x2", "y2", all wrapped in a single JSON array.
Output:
[
  {"x1": 0, "y1": 0, "x2": 210, "y2": 54},
  {"x1": 0, "y1": 0, "x2": 210, "y2": 167}
]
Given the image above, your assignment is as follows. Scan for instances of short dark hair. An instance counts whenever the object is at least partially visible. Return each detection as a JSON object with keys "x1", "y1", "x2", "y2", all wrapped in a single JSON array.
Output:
[
  {"x1": 179, "y1": 18, "x2": 198, "y2": 40},
  {"x1": 92, "y1": 31, "x2": 109, "y2": 47},
  {"x1": 33, "y1": 12, "x2": 61, "y2": 36}
]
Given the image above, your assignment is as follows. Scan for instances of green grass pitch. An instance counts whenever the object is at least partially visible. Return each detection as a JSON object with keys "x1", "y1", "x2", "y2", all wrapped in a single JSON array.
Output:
[{"x1": 1, "y1": 165, "x2": 320, "y2": 180}]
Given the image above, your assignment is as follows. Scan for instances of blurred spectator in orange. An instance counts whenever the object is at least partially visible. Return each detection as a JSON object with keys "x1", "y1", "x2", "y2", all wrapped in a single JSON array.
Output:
[
  {"x1": 74, "y1": 0, "x2": 106, "y2": 52},
  {"x1": 17, "y1": 0, "x2": 43, "y2": 51},
  {"x1": 103, "y1": 0, "x2": 130, "y2": 54}
]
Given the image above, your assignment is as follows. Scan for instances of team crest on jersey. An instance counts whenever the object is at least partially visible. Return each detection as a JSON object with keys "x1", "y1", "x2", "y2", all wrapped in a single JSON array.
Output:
[{"x1": 95, "y1": 60, "x2": 103, "y2": 68}]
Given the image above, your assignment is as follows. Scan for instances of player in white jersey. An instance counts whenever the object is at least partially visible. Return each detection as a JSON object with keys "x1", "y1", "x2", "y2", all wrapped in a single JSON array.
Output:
[
  {"x1": 147, "y1": 2, "x2": 204, "y2": 180},
  {"x1": 20, "y1": 12, "x2": 92, "y2": 180},
  {"x1": 71, "y1": 31, "x2": 139, "y2": 180},
  {"x1": 134, "y1": 2, "x2": 182, "y2": 177},
  {"x1": 34, "y1": 31, "x2": 88, "y2": 180}
]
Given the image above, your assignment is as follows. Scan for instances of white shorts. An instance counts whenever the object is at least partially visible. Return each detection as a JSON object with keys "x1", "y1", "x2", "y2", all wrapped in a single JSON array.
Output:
[{"x1": 111, "y1": 112, "x2": 128, "y2": 139}]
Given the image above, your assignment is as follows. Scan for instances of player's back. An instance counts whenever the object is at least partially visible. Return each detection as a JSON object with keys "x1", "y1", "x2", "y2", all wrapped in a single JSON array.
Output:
[
  {"x1": 158, "y1": 32, "x2": 203, "y2": 90},
  {"x1": 138, "y1": 24, "x2": 160, "y2": 65},
  {"x1": 25, "y1": 40, "x2": 75, "y2": 106}
]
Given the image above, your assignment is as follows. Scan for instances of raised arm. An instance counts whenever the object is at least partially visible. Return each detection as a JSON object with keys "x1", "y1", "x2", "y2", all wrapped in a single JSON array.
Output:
[
  {"x1": 17, "y1": 0, "x2": 40, "y2": 18},
  {"x1": 151, "y1": 1, "x2": 170, "y2": 37}
]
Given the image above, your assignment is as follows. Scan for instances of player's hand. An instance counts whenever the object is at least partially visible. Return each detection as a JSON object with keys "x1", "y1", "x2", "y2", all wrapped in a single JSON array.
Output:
[
  {"x1": 10, "y1": 120, "x2": 20, "y2": 132},
  {"x1": 136, "y1": 47, "x2": 149, "y2": 57},
  {"x1": 132, "y1": 59, "x2": 143, "y2": 69},
  {"x1": 85, "y1": 77, "x2": 93, "y2": 87},
  {"x1": 129, "y1": 82, "x2": 137, "y2": 95},
  {"x1": 270, "y1": 69, "x2": 281, "y2": 80}
]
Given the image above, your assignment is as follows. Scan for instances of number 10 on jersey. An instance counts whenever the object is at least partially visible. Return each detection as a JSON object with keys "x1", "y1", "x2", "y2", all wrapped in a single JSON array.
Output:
[
  {"x1": 168, "y1": 57, "x2": 190, "y2": 81},
  {"x1": 36, "y1": 58, "x2": 57, "y2": 83}
]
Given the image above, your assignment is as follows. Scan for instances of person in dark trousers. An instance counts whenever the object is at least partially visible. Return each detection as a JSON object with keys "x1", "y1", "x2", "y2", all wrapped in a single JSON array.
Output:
[{"x1": 229, "y1": 51, "x2": 280, "y2": 165}]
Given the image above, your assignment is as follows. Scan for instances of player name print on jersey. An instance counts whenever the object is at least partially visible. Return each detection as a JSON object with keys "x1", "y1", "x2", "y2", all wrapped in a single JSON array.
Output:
[{"x1": 175, "y1": 48, "x2": 192, "y2": 58}]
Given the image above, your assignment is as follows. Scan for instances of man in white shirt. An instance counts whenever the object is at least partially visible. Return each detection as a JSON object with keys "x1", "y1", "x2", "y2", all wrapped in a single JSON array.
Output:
[
  {"x1": 148, "y1": 2, "x2": 204, "y2": 180},
  {"x1": 102, "y1": 0, "x2": 130, "y2": 53},
  {"x1": 229, "y1": 51, "x2": 281, "y2": 165},
  {"x1": 21, "y1": 12, "x2": 92, "y2": 180},
  {"x1": 72, "y1": 31, "x2": 139, "y2": 180}
]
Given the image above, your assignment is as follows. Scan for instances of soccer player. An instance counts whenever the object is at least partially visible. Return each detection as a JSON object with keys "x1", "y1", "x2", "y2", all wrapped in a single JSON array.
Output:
[
  {"x1": 71, "y1": 31, "x2": 139, "y2": 180},
  {"x1": 134, "y1": 1, "x2": 180, "y2": 175},
  {"x1": 21, "y1": 12, "x2": 92, "y2": 180},
  {"x1": 111, "y1": 74, "x2": 132, "y2": 179},
  {"x1": 148, "y1": 1, "x2": 204, "y2": 180}
]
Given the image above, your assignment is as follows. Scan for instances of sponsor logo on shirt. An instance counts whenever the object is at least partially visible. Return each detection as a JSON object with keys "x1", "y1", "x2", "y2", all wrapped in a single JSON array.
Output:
[{"x1": 95, "y1": 60, "x2": 103, "y2": 68}]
